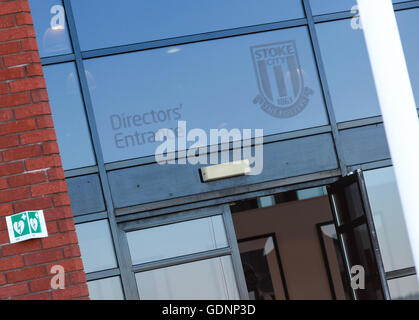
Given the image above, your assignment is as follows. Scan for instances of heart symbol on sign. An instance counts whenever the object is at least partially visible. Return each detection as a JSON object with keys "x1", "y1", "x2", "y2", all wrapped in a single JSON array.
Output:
[
  {"x1": 13, "y1": 220, "x2": 25, "y2": 235},
  {"x1": 29, "y1": 218, "x2": 38, "y2": 232}
]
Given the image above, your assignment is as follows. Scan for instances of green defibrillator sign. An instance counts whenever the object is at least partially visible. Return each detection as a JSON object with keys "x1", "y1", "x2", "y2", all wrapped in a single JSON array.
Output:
[{"x1": 6, "y1": 210, "x2": 48, "y2": 244}]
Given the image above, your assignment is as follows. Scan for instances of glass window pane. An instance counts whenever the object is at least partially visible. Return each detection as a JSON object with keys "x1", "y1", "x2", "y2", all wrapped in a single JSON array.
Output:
[
  {"x1": 87, "y1": 276, "x2": 124, "y2": 300},
  {"x1": 388, "y1": 275, "x2": 419, "y2": 300},
  {"x1": 66, "y1": 174, "x2": 105, "y2": 216},
  {"x1": 239, "y1": 235, "x2": 288, "y2": 300},
  {"x1": 127, "y1": 216, "x2": 228, "y2": 265},
  {"x1": 29, "y1": 0, "x2": 72, "y2": 57},
  {"x1": 70, "y1": 0, "x2": 304, "y2": 51},
  {"x1": 316, "y1": 19, "x2": 380, "y2": 122},
  {"x1": 43, "y1": 63, "x2": 96, "y2": 170},
  {"x1": 75, "y1": 220, "x2": 118, "y2": 273},
  {"x1": 135, "y1": 256, "x2": 239, "y2": 300},
  {"x1": 396, "y1": 8, "x2": 419, "y2": 108},
  {"x1": 364, "y1": 166, "x2": 415, "y2": 272},
  {"x1": 309, "y1": 0, "x2": 406, "y2": 15},
  {"x1": 86, "y1": 27, "x2": 328, "y2": 163},
  {"x1": 316, "y1": 9, "x2": 419, "y2": 123}
]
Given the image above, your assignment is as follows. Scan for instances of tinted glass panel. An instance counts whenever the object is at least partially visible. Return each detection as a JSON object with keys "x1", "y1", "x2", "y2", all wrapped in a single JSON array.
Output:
[
  {"x1": 66, "y1": 174, "x2": 105, "y2": 216},
  {"x1": 316, "y1": 19, "x2": 380, "y2": 122},
  {"x1": 87, "y1": 276, "x2": 124, "y2": 300},
  {"x1": 388, "y1": 275, "x2": 419, "y2": 300},
  {"x1": 396, "y1": 8, "x2": 419, "y2": 107},
  {"x1": 135, "y1": 256, "x2": 239, "y2": 300},
  {"x1": 364, "y1": 167, "x2": 415, "y2": 272},
  {"x1": 127, "y1": 216, "x2": 228, "y2": 265},
  {"x1": 70, "y1": 0, "x2": 304, "y2": 51},
  {"x1": 29, "y1": 0, "x2": 72, "y2": 57},
  {"x1": 310, "y1": 0, "x2": 406, "y2": 15},
  {"x1": 85, "y1": 27, "x2": 328, "y2": 163},
  {"x1": 75, "y1": 220, "x2": 117, "y2": 273},
  {"x1": 43, "y1": 63, "x2": 96, "y2": 170},
  {"x1": 316, "y1": 10, "x2": 419, "y2": 122}
]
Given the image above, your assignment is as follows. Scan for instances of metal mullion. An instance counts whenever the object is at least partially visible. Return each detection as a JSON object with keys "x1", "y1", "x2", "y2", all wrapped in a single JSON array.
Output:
[
  {"x1": 104, "y1": 125, "x2": 332, "y2": 172},
  {"x1": 348, "y1": 159, "x2": 393, "y2": 173},
  {"x1": 386, "y1": 267, "x2": 416, "y2": 280},
  {"x1": 61, "y1": 0, "x2": 138, "y2": 300},
  {"x1": 312, "y1": 1, "x2": 419, "y2": 24},
  {"x1": 73, "y1": 211, "x2": 108, "y2": 224},
  {"x1": 302, "y1": 0, "x2": 348, "y2": 176},
  {"x1": 120, "y1": 205, "x2": 224, "y2": 232},
  {"x1": 41, "y1": 53, "x2": 76, "y2": 66},
  {"x1": 85, "y1": 268, "x2": 120, "y2": 282},
  {"x1": 222, "y1": 204, "x2": 249, "y2": 300},
  {"x1": 115, "y1": 170, "x2": 341, "y2": 220},
  {"x1": 337, "y1": 109, "x2": 419, "y2": 130},
  {"x1": 64, "y1": 165, "x2": 99, "y2": 178},
  {"x1": 80, "y1": 18, "x2": 308, "y2": 60},
  {"x1": 394, "y1": 0, "x2": 419, "y2": 11},
  {"x1": 337, "y1": 116, "x2": 383, "y2": 130},
  {"x1": 132, "y1": 247, "x2": 232, "y2": 274},
  {"x1": 313, "y1": 11, "x2": 356, "y2": 23}
]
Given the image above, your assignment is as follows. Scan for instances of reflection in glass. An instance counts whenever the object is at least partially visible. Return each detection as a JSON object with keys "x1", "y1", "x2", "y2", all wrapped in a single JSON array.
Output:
[
  {"x1": 318, "y1": 223, "x2": 351, "y2": 300},
  {"x1": 297, "y1": 186, "x2": 327, "y2": 200},
  {"x1": 238, "y1": 235, "x2": 287, "y2": 300},
  {"x1": 316, "y1": 18, "x2": 380, "y2": 122},
  {"x1": 87, "y1": 276, "x2": 124, "y2": 300},
  {"x1": 135, "y1": 256, "x2": 239, "y2": 300},
  {"x1": 85, "y1": 27, "x2": 328, "y2": 163},
  {"x1": 316, "y1": 9, "x2": 419, "y2": 122},
  {"x1": 388, "y1": 275, "x2": 419, "y2": 300},
  {"x1": 75, "y1": 220, "x2": 118, "y2": 273},
  {"x1": 364, "y1": 166, "x2": 415, "y2": 272},
  {"x1": 28, "y1": 0, "x2": 72, "y2": 57},
  {"x1": 396, "y1": 8, "x2": 419, "y2": 107},
  {"x1": 43, "y1": 63, "x2": 96, "y2": 170},
  {"x1": 70, "y1": 0, "x2": 304, "y2": 51},
  {"x1": 127, "y1": 216, "x2": 228, "y2": 265}
]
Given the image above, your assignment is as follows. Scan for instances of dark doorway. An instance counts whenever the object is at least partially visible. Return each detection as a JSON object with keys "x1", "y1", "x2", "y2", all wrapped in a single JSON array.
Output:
[
  {"x1": 231, "y1": 171, "x2": 390, "y2": 300},
  {"x1": 231, "y1": 191, "x2": 349, "y2": 299}
]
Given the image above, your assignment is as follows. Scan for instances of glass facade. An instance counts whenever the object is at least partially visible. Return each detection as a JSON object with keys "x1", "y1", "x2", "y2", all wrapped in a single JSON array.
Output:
[
  {"x1": 29, "y1": 0, "x2": 419, "y2": 300},
  {"x1": 127, "y1": 216, "x2": 227, "y2": 265},
  {"x1": 75, "y1": 220, "x2": 118, "y2": 273},
  {"x1": 43, "y1": 63, "x2": 96, "y2": 170},
  {"x1": 316, "y1": 8, "x2": 419, "y2": 123},
  {"x1": 135, "y1": 256, "x2": 239, "y2": 300},
  {"x1": 388, "y1": 275, "x2": 419, "y2": 300},
  {"x1": 86, "y1": 26, "x2": 327, "y2": 163},
  {"x1": 70, "y1": 0, "x2": 305, "y2": 51},
  {"x1": 364, "y1": 167, "x2": 414, "y2": 272},
  {"x1": 29, "y1": 0, "x2": 72, "y2": 58},
  {"x1": 87, "y1": 276, "x2": 125, "y2": 300},
  {"x1": 309, "y1": 0, "x2": 408, "y2": 16}
]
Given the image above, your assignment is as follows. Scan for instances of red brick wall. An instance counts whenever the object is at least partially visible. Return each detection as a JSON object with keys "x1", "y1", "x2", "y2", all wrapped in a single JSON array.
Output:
[{"x1": 0, "y1": 0, "x2": 89, "y2": 300}]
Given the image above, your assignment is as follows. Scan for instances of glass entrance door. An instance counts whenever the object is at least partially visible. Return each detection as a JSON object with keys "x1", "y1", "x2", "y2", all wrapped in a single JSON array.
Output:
[
  {"x1": 230, "y1": 174, "x2": 390, "y2": 300},
  {"x1": 327, "y1": 169, "x2": 390, "y2": 300}
]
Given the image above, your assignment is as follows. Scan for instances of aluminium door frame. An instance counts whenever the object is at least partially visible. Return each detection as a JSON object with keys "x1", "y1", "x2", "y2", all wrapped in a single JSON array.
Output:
[{"x1": 117, "y1": 203, "x2": 250, "y2": 300}]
